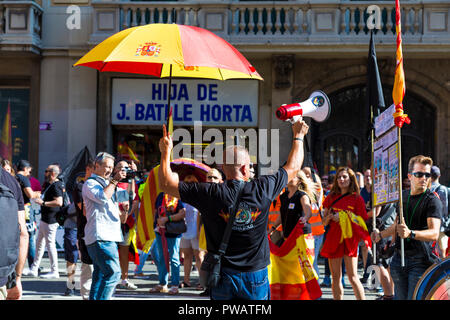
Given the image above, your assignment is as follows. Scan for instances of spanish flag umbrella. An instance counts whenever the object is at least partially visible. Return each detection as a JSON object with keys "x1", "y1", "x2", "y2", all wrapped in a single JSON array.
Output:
[{"x1": 73, "y1": 23, "x2": 262, "y2": 81}]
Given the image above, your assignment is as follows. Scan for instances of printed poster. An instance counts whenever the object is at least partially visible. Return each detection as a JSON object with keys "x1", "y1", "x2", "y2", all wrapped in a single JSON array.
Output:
[{"x1": 373, "y1": 127, "x2": 400, "y2": 206}]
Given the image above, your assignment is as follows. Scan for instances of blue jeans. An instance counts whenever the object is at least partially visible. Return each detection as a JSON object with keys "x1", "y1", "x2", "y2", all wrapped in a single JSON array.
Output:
[
  {"x1": 211, "y1": 267, "x2": 270, "y2": 300},
  {"x1": 27, "y1": 230, "x2": 36, "y2": 268},
  {"x1": 390, "y1": 252, "x2": 430, "y2": 300},
  {"x1": 313, "y1": 234, "x2": 324, "y2": 277},
  {"x1": 86, "y1": 241, "x2": 121, "y2": 300},
  {"x1": 155, "y1": 233, "x2": 180, "y2": 286},
  {"x1": 135, "y1": 241, "x2": 160, "y2": 274}
]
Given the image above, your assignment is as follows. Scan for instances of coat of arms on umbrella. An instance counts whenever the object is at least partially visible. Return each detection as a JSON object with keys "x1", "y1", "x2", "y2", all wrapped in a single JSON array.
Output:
[{"x1": 136, "y1": 42, "x2": 161, "y2": 57}]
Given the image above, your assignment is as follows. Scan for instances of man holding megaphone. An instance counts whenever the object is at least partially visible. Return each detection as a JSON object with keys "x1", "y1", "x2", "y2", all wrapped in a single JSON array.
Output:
[{"x1": 158, "y1": 117, "x2": 309, "y2": 300}]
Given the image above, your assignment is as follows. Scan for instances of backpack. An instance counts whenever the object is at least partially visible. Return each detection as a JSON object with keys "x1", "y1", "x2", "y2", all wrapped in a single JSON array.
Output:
[
  {"x1": 0, "y1": 182, "x2": 20, "y2": 278},
  {"x1": 55, "y1": 181, "x2": 75, "y2": 226}
]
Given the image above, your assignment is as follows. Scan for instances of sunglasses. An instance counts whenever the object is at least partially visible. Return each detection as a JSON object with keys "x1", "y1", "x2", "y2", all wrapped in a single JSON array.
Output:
[
  {"x1": 411, "y1": 172, "x2": 431, "y2": 179},
  {"x1": 207, "y1": 176, "x2": 219, "y2": 180}
]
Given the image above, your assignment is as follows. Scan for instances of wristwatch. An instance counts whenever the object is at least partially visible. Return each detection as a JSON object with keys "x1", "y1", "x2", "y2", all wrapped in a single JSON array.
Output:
[{"x1": 409, "y1": 230, "x2": 416, "y2": 239}]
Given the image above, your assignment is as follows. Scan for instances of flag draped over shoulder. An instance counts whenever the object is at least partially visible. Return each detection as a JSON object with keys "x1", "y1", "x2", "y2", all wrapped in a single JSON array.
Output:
[
  {"x1": 0, "y1": 100, "x2": 12, "y2": 162},
  {"x1": 392, "y1": 0, "x2": 410, "y2": 128},
  {"x1": 367, "y1": 30, "x2": 385, "y2": 116},
  {"x1": 136, "y1": 165, "x2": 162, "y2": 253},
  {"x1": 268, "y1": 222, "x2": 322, "y2": 300}
]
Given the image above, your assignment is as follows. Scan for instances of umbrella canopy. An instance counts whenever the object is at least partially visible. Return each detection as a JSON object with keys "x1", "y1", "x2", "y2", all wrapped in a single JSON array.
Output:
[
  {"x1": 74, "y1": 23, "x2": 262, "y2": 81},
  {"x1": 170, "y1": 157, "x2": 211, "y2": 182}
]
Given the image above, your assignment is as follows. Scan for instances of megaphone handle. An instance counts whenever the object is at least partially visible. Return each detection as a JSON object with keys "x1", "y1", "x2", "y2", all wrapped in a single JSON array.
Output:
[{"x1": 286, "y1": 115, "x2": 303, "y2": 124}]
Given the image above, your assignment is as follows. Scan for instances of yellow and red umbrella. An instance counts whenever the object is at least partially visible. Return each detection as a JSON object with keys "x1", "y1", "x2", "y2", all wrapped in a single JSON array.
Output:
[{"x1": 74, "y1": 23, "x2": 262, "y2": 81}]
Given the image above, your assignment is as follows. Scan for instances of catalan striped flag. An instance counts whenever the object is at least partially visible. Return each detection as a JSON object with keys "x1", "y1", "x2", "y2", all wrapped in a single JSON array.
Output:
[
  {"x1": 0, "y1": 100, "x2": 12, "y2": 162},
  {"x1": 268, "y1": 222, "x2": 322, "y2": 300},
  {"x1": 392, "y1": 0, "x2": 411, "y2": 128},
  {"x1": 136, "y1": 165, "x2": 162, "y2": 253}
]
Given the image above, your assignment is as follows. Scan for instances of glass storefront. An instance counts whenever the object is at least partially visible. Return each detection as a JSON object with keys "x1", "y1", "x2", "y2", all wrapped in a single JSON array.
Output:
[
  {"x1": 113, "y1": 125, "x2": 259, "y2": 174},
  {"x1": 0, "y1": 88, "x2": 30, "y2": 164}
]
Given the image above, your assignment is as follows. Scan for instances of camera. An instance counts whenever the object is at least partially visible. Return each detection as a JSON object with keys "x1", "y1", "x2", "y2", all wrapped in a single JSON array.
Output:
[{"x1": 120, "y1": 167, "x2": 144, "y2": 182}]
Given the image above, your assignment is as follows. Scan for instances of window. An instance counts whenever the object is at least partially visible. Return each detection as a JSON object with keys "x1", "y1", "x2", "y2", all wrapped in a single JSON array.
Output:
[{"x1": 0, "y1": 88, "x2": 29, "y2": 164}]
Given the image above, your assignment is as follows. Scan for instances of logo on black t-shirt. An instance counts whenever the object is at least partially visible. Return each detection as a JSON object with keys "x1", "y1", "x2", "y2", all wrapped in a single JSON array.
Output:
[{"x1": 219, "y1": 203, "x2": 262, "y2": 232}]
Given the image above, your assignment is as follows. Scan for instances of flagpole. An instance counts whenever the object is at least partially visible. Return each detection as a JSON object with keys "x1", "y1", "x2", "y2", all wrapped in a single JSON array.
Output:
[
  {"x1": 393, "y1": 0, "x2": 408, "y2": 267},
  {"x1": 397, "y1": 126, "x2": 405, "y2": 266},
  {"x1": 370, "y1": 102, "x2": 376, "y2": 265}
]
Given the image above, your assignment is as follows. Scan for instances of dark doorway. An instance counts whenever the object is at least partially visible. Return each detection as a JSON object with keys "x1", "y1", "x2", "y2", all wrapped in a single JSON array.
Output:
[{"x1": 312, "y1": 84, "x2": 435, "y2": 178}]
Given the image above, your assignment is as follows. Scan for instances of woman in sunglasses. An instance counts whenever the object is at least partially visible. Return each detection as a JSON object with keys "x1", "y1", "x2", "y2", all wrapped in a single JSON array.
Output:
[{"x1": 372, "y1": 155, "x2": 442, "y2": 300}]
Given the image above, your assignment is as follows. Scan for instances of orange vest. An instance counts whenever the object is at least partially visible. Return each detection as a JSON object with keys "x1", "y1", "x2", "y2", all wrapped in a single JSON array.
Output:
[
  {"x1": 268, "y1": 195, "x2": 281, "y2": 231},
  {"x1": 308, "y1": 187, "x2": 325, "y2": 236}
]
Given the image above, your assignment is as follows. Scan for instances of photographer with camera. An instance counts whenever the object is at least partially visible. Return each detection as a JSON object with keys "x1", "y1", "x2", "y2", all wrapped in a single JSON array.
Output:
[
  {"x1": 114, "y1": 160, "x2": 140, "y2": 291},
  {"x1": 81, "y1": 152, "x2": 133, "y2": 300}
]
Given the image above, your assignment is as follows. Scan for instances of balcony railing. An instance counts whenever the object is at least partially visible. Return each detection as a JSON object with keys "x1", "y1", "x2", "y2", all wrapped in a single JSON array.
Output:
[
  {"x1": 0, "y1": 0, "x2": 43, "y2": 53},
  {"x1": 90, "y1": 1, "x2": 450, "y2": 47}
]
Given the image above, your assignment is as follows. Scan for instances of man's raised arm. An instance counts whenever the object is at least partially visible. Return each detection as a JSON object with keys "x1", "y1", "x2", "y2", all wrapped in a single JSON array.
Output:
[
  {"x1": 158, "y1": 124, "x2": 181, "y2": 198},
  {"x1": 282, "y1": 118, "x2": 310, "y2": 182}
]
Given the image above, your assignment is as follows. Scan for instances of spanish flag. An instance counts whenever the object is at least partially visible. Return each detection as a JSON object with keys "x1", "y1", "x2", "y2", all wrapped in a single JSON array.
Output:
[
  {"x1": 339, "y1": 209, "x2": 372, "y2": 249},
  {"x1": 392, "y1": 0, "x2": 410, "y2": 128},
  {"x1": 0, "y1": 100, "x2": 12, "y2": 162},
  {"x1": 117, "y1": 141, "x2": 139, "y2": 163},
  {"x1": 136, "y1": 165, "x2": 162, "y2": 253},
  {"x1": 321, "y1": 209, "x2": 372, "y2": 258},
  {"x1": 268, "y1": 222, "x2": 322, "y2": 300}
]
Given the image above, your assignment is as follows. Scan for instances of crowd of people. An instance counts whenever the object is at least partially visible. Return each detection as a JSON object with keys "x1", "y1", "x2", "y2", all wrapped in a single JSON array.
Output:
[{"x1": 0, "y1": 118, "x2": 448, "y2": 301}]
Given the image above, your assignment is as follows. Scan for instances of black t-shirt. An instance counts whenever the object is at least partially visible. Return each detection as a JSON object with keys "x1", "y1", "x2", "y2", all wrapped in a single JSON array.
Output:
[
  {"x1": 15, "y1": 173, "x2": 31, "y2": 204},
  {"x1": 41, "y1": 180, "x2": 64, "y2": 224},
  {"x1": 178, "y1": 167, "x2": 288, "y2": 272},
  {"x1": 280, "y1": 190, "x2": 312, "y2": 237},
  {"x1": 395, "y1": 189, "x2": 442, "y2": 255},
  {"x1": 0, "y1": 168, "x2": 24, "y2": 211},
  {"x1": 73, "y1": 181, "x2": 87, "y2": 239}
]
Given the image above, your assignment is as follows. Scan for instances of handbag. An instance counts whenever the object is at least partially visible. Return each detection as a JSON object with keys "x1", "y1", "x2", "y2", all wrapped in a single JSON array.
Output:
[
  {"x1": 165, "y1": 218, "x2": 187, "y2": 234},
  {"x1": 270, "y1": 229, "x2": 284, "y2": 247},
  {"x1": 199, "y1": 181, "x2": 245, "y2": 289}
]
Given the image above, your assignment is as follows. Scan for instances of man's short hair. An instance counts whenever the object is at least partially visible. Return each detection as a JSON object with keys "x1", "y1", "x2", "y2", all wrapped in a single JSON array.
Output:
[
  {"x1": 94, "y1": 152, "x2": 115, "y2": 165},
  {"x1": 86, "y1": 159, "x2": 95, "y2": 168},
  {"x1": 408, "y1": 155, "x2": 433, "y2": 173},
  {"x1": 223, "y1": 145, "x2": 250, "y2": 166},
  {"x1": 430, "y1": 165, "x2": 441, "y2": 179},
  {"x1": 48, "y1": 164, "x2": 60, "y2": 175}
]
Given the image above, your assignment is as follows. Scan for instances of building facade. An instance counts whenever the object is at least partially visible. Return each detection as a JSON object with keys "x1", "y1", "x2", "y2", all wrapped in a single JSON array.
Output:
[{"x1": 0, "y1": 0, "x2": 449, "y2": 183}]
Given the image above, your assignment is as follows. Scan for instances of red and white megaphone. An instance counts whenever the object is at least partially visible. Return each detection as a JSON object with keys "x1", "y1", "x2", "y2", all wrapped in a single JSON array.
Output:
[{"x1": 276, "y1": 90, "x2": 331, "y2": 123}]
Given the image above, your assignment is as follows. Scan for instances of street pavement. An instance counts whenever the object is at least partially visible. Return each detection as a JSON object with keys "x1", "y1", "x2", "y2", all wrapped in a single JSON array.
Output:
[{"x1": 20, "y1": 252, "x2": 381, "y2": 300}]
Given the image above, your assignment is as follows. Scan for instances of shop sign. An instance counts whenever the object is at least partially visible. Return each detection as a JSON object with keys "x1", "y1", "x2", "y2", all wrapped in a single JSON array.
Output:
[{"x1": 112, "y1": 78, "x2": 259, "y2": 127}]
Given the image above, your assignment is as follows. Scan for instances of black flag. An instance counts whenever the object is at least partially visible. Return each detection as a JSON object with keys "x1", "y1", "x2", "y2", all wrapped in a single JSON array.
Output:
[
  {"x1": 367, "y1": 30, "x2": 385, "y2": 118},
  {"x1": 59, "y1": 146, "x2": 93, "y2": 193}
]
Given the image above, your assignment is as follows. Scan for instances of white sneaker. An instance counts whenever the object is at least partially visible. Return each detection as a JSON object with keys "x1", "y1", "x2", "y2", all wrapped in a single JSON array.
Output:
[
  {"x1": 40, "y1": 272, "x2": 60, "y2": 279},
  {"x1": 117, "y1": 279, "x2": 138, "y2": 290},
  {"x1": 23, "y1": 267, "x2": 38, "y2": 277}
]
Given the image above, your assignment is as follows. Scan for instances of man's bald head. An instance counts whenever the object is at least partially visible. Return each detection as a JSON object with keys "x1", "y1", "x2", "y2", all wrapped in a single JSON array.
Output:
[{"x1": 222, "y1": 145, "x2": 251, "y2": 181}]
